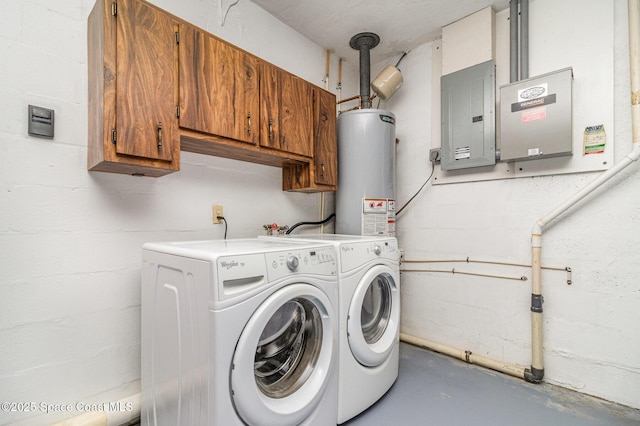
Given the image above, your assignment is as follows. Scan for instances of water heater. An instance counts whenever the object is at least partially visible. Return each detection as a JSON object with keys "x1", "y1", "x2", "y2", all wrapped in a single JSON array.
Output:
[{"x1": 336, "y1": 109, "x2": 396, "y2": 236}]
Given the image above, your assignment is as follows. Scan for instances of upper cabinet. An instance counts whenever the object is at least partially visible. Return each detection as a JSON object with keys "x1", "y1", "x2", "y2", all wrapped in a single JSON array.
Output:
[
  {"x1": 88, "y1": 0, "x2": 180, "y2": 177},
  {"x1": 178, "y1": 24, "x2": 259, "y2": 145},
  {"x1": 87, "y1": 0, "x2": 336, "y2": 190},
  {"x1": 282, "y1": 87, "x2": 337, "y2": 192},
  {"x1": 313, "y1": 88, "x2": 338, "y2": 187},
  {"x1": 260, "y1": 62, "x2": 314, "y2": 157}
]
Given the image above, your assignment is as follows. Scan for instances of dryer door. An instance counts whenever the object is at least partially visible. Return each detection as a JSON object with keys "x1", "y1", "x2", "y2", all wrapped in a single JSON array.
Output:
[
  {"x1": 347, "y1": 264, "x2": 399, "y2": 367},
  {"x1": 231, "y1": 283, "x2": 335, "y2": 426}
]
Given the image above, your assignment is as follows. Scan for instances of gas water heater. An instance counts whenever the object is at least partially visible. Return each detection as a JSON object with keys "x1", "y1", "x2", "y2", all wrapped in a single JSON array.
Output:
[
  {"x1": 335, "y1": 32, "x2": 397, "y2": 236},
  {"x1": 336, "y1": 109, "x2": 396, "y2": 236}
]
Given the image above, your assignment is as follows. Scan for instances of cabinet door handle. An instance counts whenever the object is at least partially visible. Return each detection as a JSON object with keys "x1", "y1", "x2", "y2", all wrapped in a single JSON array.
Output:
[
  {"x1": 247, "y1": 112, "x2": 252, "y2": 135},
  {"x1": 157, "y1": 122, "x2": 163, "y2": 150},
  {"x1": 268, "y1": 119, "x2": 274, "y2": 141},
  {"x1": 321, "y1": 161, "x2": 325, "y2": 178}
]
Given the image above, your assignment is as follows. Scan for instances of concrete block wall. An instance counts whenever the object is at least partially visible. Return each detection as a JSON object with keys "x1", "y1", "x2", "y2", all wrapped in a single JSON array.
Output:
[
  {"x1": 389, "y1": 0, "x2": 640, "y2": 410},
  {"x1": 0, "y1": 0, "x2": 354, "y2": 424}
]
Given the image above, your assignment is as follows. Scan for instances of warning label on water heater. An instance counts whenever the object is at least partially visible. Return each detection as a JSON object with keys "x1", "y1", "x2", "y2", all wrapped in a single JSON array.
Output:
[{"x1": 362, "y1": 198, "x2": 395, "y2": 236}]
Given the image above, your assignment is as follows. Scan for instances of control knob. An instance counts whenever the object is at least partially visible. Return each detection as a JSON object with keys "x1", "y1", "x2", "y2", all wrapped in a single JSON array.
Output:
[
  {"x1": 373, "y1": 245, "x2": 382, "y2": 256},
  {"x1": 287, "y1": 255, "x2": 300, "y2": 271}
]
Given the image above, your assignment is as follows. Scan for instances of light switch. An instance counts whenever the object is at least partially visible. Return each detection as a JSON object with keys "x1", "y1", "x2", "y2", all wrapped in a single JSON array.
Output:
[{"x1": 28, "y1": 105, "x2": 54, "y2": 138}]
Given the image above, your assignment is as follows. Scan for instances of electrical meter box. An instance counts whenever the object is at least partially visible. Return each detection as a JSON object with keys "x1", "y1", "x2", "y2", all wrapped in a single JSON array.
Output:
[
  {"x1": 441, "y1": 60, "x2": 496, "y2": 171},
  {"x1": 500, "y1": 67, "x2": 573, "y2": 162}
]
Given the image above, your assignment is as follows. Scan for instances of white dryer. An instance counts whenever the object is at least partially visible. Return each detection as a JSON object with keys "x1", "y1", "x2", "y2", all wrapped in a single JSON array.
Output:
[
  {"x1": 141, "y1": 238, "x2": 339, "y2": 426},
  {"x1": 260, "y1": 234, "x2": 400, "y2": 423}
]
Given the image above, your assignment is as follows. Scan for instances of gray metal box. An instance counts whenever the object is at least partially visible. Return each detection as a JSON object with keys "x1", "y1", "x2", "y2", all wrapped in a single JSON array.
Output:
[
  {"x1": 499, "y1": 67, "x2": 573, "y2": 162},
  {"x1": 441, "y1": 60, "x2": 496, "y2": 171}
]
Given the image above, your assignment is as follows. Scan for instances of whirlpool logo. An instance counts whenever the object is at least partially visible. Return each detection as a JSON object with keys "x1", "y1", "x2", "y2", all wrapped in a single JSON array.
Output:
[{"x1": 220, "y1": 260, "x2": 240, "y2": 269}]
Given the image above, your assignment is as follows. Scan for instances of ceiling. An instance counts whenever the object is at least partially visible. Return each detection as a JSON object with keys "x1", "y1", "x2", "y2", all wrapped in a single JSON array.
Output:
[{"x1": 250, "y1": 0, "x2": 510, "y2": 65}]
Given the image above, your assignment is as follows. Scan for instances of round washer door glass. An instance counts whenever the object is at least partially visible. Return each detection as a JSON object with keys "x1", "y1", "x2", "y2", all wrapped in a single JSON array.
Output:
[
  {"x1": 231, "y1": 283, "x2": 336, "y2": 426},
  {"x1": 254, "y1": 297, "x2": 322, "y2": 397},
  {"x1": 348, "y1": 265, "x2": 399, "y2": 367}
]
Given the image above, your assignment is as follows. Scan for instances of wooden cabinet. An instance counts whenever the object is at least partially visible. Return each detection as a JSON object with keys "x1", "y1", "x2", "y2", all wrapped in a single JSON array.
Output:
[
  {"x1": 87, "y1": 0, "x2": 336, "y2": 191},
  {"x1": 313, "y1": 88, "x2": 337, "y2": 186},
  {"x1": 178, "y1": 24, "x2": 259, "y2": 145},
  {"x1": 260, "y1": 62, "x2": 314, "y2": 157},
  {"x1": 283, "y1": 88, "x2": 337, "y2": 192},
  {"x1": 88, "y1": 0, "x2": 180, "y2": 177}
]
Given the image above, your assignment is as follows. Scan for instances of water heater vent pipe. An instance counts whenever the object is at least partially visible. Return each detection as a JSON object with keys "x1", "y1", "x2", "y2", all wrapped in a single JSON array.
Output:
[{"x1": 349, "y1": 32, "x2": 380, "y2": 109}]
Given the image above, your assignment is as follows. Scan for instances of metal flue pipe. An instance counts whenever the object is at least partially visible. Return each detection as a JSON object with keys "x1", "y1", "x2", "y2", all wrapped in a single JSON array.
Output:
[{"x1": 349, "y1": 32, "x2": 380, "y2": 109}]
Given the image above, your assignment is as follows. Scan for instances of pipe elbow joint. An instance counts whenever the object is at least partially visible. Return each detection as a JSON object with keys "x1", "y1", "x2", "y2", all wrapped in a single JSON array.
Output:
[{"x1": 524, "y1": 366, "x2": 544, "y2": 384}]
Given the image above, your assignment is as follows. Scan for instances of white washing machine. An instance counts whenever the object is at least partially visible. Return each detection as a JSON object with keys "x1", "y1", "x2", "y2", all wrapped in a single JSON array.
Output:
[
  {"x1": 260, "y1": 234, "x2": 400, "y2": 423},
  {"x1": 141, "y1": 238, "x2": 339, "y2": 426}
]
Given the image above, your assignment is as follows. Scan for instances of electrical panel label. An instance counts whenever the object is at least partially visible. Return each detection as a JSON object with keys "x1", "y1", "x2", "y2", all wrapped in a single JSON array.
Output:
[
  {"x1": 583, "y1": 124, "x2": 606, "y2": 154},
  {"x1": 362, "y1": 198, "x2": 395, "y2": 236},
  {"x1": 454, "y1": 146, "x2": 471, "y2": 160}
]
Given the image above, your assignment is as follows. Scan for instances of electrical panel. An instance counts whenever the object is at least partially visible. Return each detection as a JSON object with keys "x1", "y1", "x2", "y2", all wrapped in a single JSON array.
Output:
[
  {"x1": 441, "y1": 60, "x2": 496, "y2": 171},
  {"x1": 499, "y1": 67, "x2": 573, "y2": 162}
]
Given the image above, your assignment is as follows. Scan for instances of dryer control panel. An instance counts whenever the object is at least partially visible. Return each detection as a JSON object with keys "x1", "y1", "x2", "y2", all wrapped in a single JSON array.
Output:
[{"x1": 339, "y1": 239, "x2": 399, "y2": 273}]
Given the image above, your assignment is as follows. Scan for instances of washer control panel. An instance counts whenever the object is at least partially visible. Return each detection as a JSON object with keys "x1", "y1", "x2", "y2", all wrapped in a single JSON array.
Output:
[{"x1": 266, "y1": 245, "x2": 337, "y2": 280}]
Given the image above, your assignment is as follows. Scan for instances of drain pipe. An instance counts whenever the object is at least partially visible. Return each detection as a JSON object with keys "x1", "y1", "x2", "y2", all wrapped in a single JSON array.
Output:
[
  {"x1": 631, "y1": 0, "x2": 640, "y2": 142},
  {"x1": 528, "y1": 0, "x2": 640, "y2": 384},
  {"x1": 400, "y1": 333, "x2": 527, "y2": 379}
]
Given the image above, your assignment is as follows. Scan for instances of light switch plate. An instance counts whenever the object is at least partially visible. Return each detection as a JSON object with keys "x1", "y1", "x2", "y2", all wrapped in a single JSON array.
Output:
[{"x1": 28, "y1": 105, "x2": 54, "y2": 138}]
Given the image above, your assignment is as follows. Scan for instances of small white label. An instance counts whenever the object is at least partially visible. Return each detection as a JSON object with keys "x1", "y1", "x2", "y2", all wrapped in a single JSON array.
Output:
[
  {"x1": 528, "y1": 147, "x2": 540, "y2": 156},
  {"x1": 454, "y1": 146, "x2": 471, "y2": 160}
]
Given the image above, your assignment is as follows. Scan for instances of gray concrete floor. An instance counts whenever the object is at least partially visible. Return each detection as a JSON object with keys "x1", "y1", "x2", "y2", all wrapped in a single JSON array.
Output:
[{"x1": 344, "y1": 342, "x2": 640, "y2": 426}]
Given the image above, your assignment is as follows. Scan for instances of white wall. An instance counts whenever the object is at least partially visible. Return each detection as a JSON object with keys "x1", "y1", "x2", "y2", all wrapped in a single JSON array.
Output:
[
  {"x1": 391, "y1": 0, "x2": 640, "y2": 410},
  {"x1": 0, "y1": 1, "x2": 355, "y2": 424}
]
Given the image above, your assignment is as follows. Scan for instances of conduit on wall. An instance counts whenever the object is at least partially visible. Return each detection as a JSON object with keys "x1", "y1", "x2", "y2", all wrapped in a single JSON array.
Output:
[{"x1": 402, "y1": 258, "x2": 572, "y2": 284}]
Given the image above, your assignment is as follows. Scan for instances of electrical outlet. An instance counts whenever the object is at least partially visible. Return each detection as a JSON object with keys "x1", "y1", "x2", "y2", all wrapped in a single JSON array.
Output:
[
  {"x1": 429, "y1": 148, "x2": 441, "y2": 163},
  {"x1": 213, "y1": 205, "x2": 224, "y2": 224}
]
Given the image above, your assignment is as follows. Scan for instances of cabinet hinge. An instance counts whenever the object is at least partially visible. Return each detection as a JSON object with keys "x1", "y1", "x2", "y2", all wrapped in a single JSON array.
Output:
[
  {"x1": 111, "y1": 128, "x2": 117, "y2": 144},
  {"x1": 111, "y1": 2, "x2": 117, "y2": 17},
  {"x1": 175, "y1": 31, "x2": 180, "y2": 44},
  {"x1": 175, "y1": 106, "x2": 180, "y2": 118}
]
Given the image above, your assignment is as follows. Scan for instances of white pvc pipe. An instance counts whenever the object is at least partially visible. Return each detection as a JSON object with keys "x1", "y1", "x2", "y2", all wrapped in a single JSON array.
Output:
[
  {"x1": 400, "y1": 333, "x2": 527, "y2": 379},
  {"x1": 52, "y1": 394, "x2": 140, "y2": 426},
  {"x1": 529, "y1": 0, "x2": 640, "y2": 383},
  {"x1": 630, "y1": 0, "x2": 640, "y2": 144}
]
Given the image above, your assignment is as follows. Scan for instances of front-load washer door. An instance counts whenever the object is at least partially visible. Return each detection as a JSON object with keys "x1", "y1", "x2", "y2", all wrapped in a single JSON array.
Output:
[
  {"x1": 347, "y1": 265, "x2": 399, "y2": 367},
  {"x1": 231, "y1": 283, "x2": 335, "y2": 426}
]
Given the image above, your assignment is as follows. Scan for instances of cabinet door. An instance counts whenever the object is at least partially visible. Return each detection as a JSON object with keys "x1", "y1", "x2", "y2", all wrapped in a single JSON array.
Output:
[
  {"x1": 280, "y1": 71, "x2": 313, "y2": 157},
  {"x1": 179, "y1": 25, "x2": 259, "y2": 144},
  {"x1": 260, "y1": 63, "x2": 313, "y2": 157},
  {"x1": 115, "y1": 0, "x2": 177, "y2": 161},
  {"x1": 314, "y1": 88, "x2": 337, "y2": 186}
]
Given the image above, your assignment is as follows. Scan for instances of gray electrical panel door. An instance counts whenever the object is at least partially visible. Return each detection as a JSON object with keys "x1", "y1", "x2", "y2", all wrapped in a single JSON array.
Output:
[
  {"x1": 441, "y1": 60, "x2": 496, "y2": 171},
  {"x1": 499, "y1": 67, "x2": 573, "y2": 162}
]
